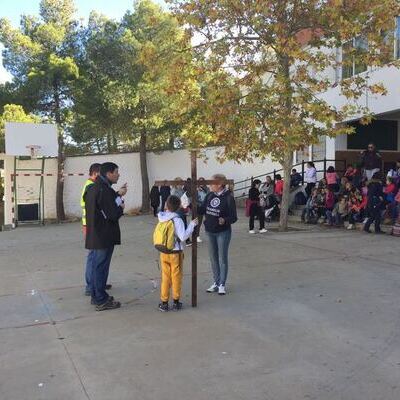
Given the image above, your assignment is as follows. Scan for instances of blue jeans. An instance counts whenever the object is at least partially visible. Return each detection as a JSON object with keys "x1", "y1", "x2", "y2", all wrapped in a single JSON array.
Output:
[
  {"x1": 85, "y1": 250, "x2": 95, "y2": 293},
  {"x1": 325, "y1": 210, "x2": 334, "y2": 225},
  {"x1": 91, "y1": 247, "x2": 114, "y2": 305},
  {"x1": 206, "y1": 229, "x2": 232, "y2": 286}
]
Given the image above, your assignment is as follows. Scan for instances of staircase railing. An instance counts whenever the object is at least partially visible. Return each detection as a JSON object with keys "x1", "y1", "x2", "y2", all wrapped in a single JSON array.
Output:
[{"x1": 233, "y1": 158, "x2": 347, "y2": 199}]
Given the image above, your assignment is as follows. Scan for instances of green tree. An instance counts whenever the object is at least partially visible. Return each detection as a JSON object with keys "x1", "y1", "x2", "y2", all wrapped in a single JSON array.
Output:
[
  {"x1": 0, "y1": 0, "x2": 80, "y2": 221},
  {"x1": 169, "y1": 0, "x2": 400, "y2": 230},
  {"x1": 71, "y1": 13, "x2": 126, "y2": 154},
  {"x1": 98, "y1": 0, "x2": 193, "y2": 212}
]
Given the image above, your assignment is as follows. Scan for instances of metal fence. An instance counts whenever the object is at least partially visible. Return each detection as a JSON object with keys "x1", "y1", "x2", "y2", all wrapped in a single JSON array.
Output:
[{"x1": 233, "y1": 158, "x2": 347, "y2": 199}]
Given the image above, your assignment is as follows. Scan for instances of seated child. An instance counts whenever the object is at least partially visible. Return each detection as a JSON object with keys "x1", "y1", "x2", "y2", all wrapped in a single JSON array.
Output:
[
  {"x1": 324, "y1": 187, "x2": 336, "y2": 226},
  {"x1": 301, "y1": 188, "x2": 318, "y2": 223},
  {"x1": 154, "y1": 195, "x2": 198, "y2": 312},
  {"x1": 332, "y1": 195, "x2": 349, "y2": 226},
  {"x1": 347, "y1": 190, "x2": 367, "y2": 229},
  {"x1": 384, "y1": 177, "x2": 397, "y2": 204}
]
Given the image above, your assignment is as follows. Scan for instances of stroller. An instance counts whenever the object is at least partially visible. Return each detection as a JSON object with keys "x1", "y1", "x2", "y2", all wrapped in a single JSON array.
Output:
[{"x1": 263, "y1": 195, "x2": 280, "y2": 222}]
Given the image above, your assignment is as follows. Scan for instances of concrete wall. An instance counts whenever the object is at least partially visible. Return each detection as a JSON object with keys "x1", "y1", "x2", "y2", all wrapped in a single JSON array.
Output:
[
  {"x1": 2, "y1": 147, "x2": 280, "y2": 225},
  {"x1": 64, "y1": 147, "x2": 280, "y2": 218}
]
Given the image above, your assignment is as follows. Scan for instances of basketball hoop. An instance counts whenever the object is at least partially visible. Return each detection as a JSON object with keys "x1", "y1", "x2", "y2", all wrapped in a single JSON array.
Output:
[{"x1": 25, "y1": 145, "x2": 42, "y2": 158}]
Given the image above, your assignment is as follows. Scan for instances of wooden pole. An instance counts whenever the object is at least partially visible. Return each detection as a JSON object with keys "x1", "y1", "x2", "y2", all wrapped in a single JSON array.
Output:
[{"x1": 190, "y1": 150, "x2": 198, "y2": 307}]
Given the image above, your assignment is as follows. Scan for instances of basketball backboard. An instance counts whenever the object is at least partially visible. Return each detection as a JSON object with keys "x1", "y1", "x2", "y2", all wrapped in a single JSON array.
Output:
[{"x1": 5, "y1": 122, "x2": 58, "y2": 157}]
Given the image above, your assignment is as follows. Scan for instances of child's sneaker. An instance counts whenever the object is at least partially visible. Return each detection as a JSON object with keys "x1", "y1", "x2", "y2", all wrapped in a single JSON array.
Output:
[
  {"x1": 249, "y1": 230, "x2": 256, "y2": 234},
  {"x1": 259, "y1": 228, "x2": 268, "y2": 233},
  {"x1": 347, "y1": 224, "x2": 354, "y2": 230},
  {"x1": 206, "y1": 283, "x2": 219, "y2": 293},
  {"x1": 172, "y1": 300, "x2": 183, "y2": 311},
  {"x1": 218, "y1": 285, "x2": 226, "y2": 295},
  {"x1": 158, "y1": 302, "x2": 169, "y2": 312}
]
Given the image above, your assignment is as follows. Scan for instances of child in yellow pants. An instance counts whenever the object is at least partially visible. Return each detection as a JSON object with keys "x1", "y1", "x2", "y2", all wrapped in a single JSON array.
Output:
[{"x1": 157, "y1": 195, "x2": 197, "y2": 312}]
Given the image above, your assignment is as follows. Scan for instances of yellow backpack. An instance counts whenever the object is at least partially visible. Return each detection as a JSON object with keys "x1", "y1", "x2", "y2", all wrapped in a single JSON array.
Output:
[{"x1": 153, "y1": 219, "x2": 177, "y2": 253}]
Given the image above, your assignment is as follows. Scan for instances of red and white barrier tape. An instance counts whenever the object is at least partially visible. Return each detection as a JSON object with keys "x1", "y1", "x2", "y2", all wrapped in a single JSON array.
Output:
[{"x1": 10, "y1": 173, "x2": 85, "y2": 177}]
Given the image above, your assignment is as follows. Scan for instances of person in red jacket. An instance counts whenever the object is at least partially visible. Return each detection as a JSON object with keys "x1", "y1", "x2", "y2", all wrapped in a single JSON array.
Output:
[
  {"x1": 274, "y1": 174, "x2": 284, "y2": 202},
  {"x1": 347, "y1": 190, "x2": 367, "y2": 229},
  {"x1": 324, "y1": 187, "x2": 336, "y2": 225}
]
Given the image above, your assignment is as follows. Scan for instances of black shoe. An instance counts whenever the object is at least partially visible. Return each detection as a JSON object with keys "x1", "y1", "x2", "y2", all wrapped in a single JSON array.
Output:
[
  {"x1": 364, "y1": 229, "x2": 371, "y2": 233},
  {"x1": 158, "y1": 302, "x2": 169, "y2": 312},
  {"x1": 96, "y1": 298, "x2": 121, "y2": 311},
  {"x1": 106, "y1": 284, "x2": 112, "y2": 290},
  {"x1": 84, "y1": 290, "x2": 91, "y2": 296},
  {"x1": 92, "y1": 296, "x2": 114, "y2": 305},
  {"x1": 172, "y1": 300, "x2": 183, "y2": 311}
]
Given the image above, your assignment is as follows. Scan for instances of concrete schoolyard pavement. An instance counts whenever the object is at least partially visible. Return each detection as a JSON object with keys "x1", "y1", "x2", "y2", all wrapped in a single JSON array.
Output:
[{"x1": 1, "y1": 213, "x2": 400, "y2": 400}]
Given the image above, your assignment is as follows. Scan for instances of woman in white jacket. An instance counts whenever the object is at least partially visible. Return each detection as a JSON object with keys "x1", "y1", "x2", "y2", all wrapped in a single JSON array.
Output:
[{"x1": 304, "y1": 162, "x2": 317, "y2": 198}]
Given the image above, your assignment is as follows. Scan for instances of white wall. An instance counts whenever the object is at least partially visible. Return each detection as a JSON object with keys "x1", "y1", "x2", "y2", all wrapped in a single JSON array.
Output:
[
  {"x1": 64, "y1": 147, "x2": 280, "y2": 218},
  {"x1": 0, "y1": 147, "x2": 280, "y2": 224},
  {"x1": 320, "y1": 65, "x2": 400, "y2": 120}
]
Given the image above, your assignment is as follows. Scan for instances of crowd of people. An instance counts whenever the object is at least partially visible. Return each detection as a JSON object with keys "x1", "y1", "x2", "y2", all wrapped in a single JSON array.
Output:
[
  {"x1": 247, "y1": 143, "x2": 400, "y2": 235},
  {"x1": 81, "y1": 165, "x2": 237, "y2": 312}
]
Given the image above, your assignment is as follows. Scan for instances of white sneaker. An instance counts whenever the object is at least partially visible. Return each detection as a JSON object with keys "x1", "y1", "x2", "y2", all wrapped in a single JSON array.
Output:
[
  {"x1": 347, "y1": 224, "x2": 354, "y2": 230},
  {"x1": 206, "y1": 283, "x2": 218, "y2": 293},
  {"x1": 259, "y1": 228, "x2": 268, "y2": 233},
  {"x1": 249, "y1": 230, "x2": 256, "y2": 234},
  {"x1": 218, "y1": 285, "x2": 226, "y2": 295},
  {"x1": 197, "y1": 236, "x2": 202, "y2": 243}
]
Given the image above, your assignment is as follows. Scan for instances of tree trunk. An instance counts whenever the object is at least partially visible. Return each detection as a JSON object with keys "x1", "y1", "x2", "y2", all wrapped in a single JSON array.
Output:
[
  {"x1": 112, "y1": 132, "x2": 118, "y2": 152},
  {"x1": 279, "y1": 151, "x2": 293, "y2": 231},
  {"x1": 139, "y1": 129, "x2": 150, "y2": 213},
  {"x1": 106, "y1": 132, "x2": 112, "y2": 153},
  {"x1": 278, "y1": 54, "x2": 293, "y2": 232},
  {"x1": 168, "y1": 132, "x2": 175, "y2": 149},
  {"x1": 53, "y1": 84, "x2": 66, "y2": 222},
  {"x1": 56, "y1": 132, "x2": 66, "y2": 222}
]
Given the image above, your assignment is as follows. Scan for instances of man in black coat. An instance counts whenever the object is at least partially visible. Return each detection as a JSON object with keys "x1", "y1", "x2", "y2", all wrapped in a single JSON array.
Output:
[
  {"x1": 84, "y1": 162, "x2": 126, "y2": 311},
  {"x1": 160, "y1": 182, "x2": 171, "y2": 211},
  {"x1": 361, "y1": 143, "x2": 382, "y2": 181},
  {"x1": 364, "y1": 172, "x2": 384, "y2": 234}
]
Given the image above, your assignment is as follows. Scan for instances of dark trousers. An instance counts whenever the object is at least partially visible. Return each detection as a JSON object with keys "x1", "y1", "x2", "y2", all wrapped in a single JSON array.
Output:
[
  {"x1": 161, "y1": 197, "x2": 168, "y2": 212},
  {"x1": 364, "y1": 207, "x2": 382, "y2": 232},
  {"x1": 305, "y1": 183, "x2": 315, "y2": 198},
  {"x1": 249, "y1": 203, "x2": 265, "y2": 230},
  {"x1": 91, "y1": 246, "x2": 114, "y2": 305},
  {"x1": 349, "y1": 210, "x2": 363, "y2": 224},
  {"x1": 152, "y1": 205, "x2": 158, "y2": 217}
]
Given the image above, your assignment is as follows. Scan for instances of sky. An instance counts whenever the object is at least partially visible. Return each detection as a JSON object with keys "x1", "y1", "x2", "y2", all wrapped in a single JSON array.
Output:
[{"x1": 0, "y1": 0, "x2": 166, "y2": 83}]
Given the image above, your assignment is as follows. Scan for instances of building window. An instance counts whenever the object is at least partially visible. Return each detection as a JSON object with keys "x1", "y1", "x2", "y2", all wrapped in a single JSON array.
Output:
[
  {"x1": 347, "y1": 120, "x2": 398, "y2": 151},
  {"x1": 342, "y1": 37, "x2": 368, "y2": 79}
]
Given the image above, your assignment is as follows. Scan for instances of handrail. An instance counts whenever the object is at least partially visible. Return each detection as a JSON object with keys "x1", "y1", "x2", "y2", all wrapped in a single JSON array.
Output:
[{"x1": 233, "y1": 158, "x2": 347, "y2": 198}]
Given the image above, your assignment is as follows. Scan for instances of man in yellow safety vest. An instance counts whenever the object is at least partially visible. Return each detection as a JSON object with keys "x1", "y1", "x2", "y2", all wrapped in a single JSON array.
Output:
[{"x1": 81, "y1": 163, "x2": 102, "y2": 296}]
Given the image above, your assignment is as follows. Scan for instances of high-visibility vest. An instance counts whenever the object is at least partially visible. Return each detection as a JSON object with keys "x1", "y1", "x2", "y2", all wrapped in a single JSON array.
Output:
[{"x1": 80, "y1": 179, "x2": 95, "y2": 226}]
